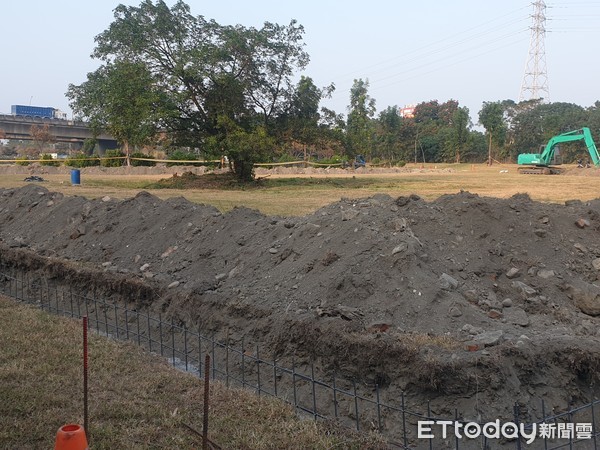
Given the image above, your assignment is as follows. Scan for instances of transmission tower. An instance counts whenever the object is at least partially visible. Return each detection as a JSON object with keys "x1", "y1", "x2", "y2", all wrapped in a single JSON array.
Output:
[{"x1": 519, "y1": 1, "x2": 550, "y2": 102}]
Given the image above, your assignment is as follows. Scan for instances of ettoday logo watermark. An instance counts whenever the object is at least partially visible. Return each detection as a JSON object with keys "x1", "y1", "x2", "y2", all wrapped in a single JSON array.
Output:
[{"x1": 418, "y1": 420, "x2": 593, "y2": 444}]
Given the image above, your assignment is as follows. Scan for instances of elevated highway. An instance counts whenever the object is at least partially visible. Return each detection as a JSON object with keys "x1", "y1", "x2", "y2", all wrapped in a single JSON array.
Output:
[{"x1": 0, "y1": 114, "x2": 117, "y2": 151}]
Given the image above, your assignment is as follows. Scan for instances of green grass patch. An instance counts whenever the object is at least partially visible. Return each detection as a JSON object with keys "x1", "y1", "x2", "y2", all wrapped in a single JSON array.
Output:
[{"x1": 0, "y1": 297, "x2": 385, "y2": 449}]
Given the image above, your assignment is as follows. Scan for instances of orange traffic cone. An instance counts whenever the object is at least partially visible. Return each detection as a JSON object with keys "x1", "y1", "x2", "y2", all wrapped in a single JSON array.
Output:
[{"x1": 54, "y1": 424, "x2": 88, "y2": 450}]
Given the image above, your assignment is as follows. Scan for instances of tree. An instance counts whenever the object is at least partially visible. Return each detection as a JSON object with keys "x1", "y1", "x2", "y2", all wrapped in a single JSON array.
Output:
[
  {"x1": 30, "y1": 124, "x2": 55, "y2": 155},
  {"x1": 346, "y1": 79, "x2": 376, "y2": 158},
  {"x1": 214, "y1": 116, "x2": 275, "y2": 181},
  {"x1": 67, "y1": 60, "x2": 162, "y2": 165},
  {"x1": 478, "y1": 101, "x2": 507, "y2": 165},
  {"x1": 82, "y1": 0, "x2": 313, "y2": 179},
  {"x1": 448, "y1": 107, "x2": 470, "y2": 163},
  {"x1": 283, "y1": 76, "x2": 334, "y2": 160}
]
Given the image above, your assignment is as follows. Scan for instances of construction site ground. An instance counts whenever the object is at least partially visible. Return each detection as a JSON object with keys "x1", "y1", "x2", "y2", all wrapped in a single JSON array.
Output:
[{"x1": 2, "y1": 163, "x2": 600, "y2": 447}]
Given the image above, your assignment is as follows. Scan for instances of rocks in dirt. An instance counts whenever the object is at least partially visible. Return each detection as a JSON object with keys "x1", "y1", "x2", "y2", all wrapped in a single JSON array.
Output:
[
  {"x1": 575, "y1": 218, "x2": 590, "y2": 228},
  {"x1": 392, "y1": 243, "x2": 408, "y2": 255},
  {"x1": 565, "y1": 280, "x2": 600, "y2": 316},
  {"x1": 504, "y1": 307, "x2": 530, "y2": 327},
  {"x1": 140, "y1": 263, "x2": 150, "y2": 272},
  {"x1": 215, "y1": 273, "x2": 227, "y2": 282},
  {"x1": 487, "y1": 310, "x2": 503, "y2": 320},
  {"x1": 448, "y1": 306, "x2": 463, "y2": 317},
  {"x1": 512, "y1": 281, "x2": 537, "y2": 298},
  {"x1": 592, "y1": 258, "x2": 600, "y2": 271},
  {"x1": 9, "y1": 237, "x2": 27, "y2": 248},
  {"x1": 70, "y1": 226, "x2": 86, "y2": 240},
  {"x1": 465, "y1": 330, "x2": 505, "y2": 351},
  {"x1": 366, "y1": 322, "x2": 391, "y2": 333},
  {"x1": 537, "y1": 269, "x2": 555, "y2": 279},
  {"x1": 341, "y1": 208, "x2": 360, "y2": 221},
  {"x1": 168, "y1": 281, "x2": 180, "y2": 289},
  {"x1": 316, "y1": 304, "x2": 363, "y2": 321},
  {"x1": 439, "y1": 273, "x2": 459, "y2": 290},
  {"x1": 505, "y1": 267, "x2": 520, "y2": 279}
]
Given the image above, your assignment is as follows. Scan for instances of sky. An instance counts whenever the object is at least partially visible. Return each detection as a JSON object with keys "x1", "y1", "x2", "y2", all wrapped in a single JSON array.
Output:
[{"x1": 2, "y1": 0, "x2": 599, "y2": 125}]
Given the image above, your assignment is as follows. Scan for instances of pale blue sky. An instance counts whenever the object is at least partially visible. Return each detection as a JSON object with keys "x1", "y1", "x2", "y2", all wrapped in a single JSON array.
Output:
[{"x1": 3, "y1": 0, "x2": 599, "y2": 123}]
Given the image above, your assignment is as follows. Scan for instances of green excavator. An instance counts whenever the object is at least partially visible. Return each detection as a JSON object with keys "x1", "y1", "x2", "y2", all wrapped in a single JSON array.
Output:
[{"x1": 517, "y1": 127, "x2": 600, "y2": 174}]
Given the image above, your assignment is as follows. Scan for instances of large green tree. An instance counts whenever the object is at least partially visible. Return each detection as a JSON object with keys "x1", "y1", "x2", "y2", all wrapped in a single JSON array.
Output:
[
  {"x1": 67, "y1": 60, "x2": 161, "y2": 165},
  {"x1": 69, "y1": 0, "x2": 311, "y2": 180}
]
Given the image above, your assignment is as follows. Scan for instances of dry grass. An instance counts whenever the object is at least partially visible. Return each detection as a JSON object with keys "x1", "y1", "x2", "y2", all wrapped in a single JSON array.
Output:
[
  {"x1": 2, "y1": 163, "x2": 600, "y2": 216},
  {"x1": 0, "y1": 296, "x2": 385, "y2": 449}
]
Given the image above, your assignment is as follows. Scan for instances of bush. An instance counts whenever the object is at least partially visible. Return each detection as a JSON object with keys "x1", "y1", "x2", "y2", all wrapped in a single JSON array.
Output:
[
  {"x1": 318, "y1": 155, "x2": 347, "y2": 165},
  {"x1": 130, "y1": 152, "x2": 156, "y2": 167},
  {"x1": 65, "y1": 153, "x2": 100, "y2": 168},
  {"x1": 166, "y1": 150, "x2": 199, "y2": 167},
  {"x1": 40, "y1": 154, "x2": 60, "y2": 167},
  {"x1": 101, "y1": 149, "x2": 125, "y2": 167},
  {"x1": 15, "y1": 156, "x2": 29, "y2": 166}
]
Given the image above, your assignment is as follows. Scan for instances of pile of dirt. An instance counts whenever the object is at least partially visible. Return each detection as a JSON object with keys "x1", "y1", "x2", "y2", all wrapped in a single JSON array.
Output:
[{"x1": 2, "y1": 184, "x2": 600, "y2": 429}]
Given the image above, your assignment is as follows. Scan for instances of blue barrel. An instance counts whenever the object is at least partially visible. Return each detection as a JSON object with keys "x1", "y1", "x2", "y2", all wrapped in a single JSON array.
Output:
[{"x1": 70, "y1": 169, "x2": 81, "y2": 185}]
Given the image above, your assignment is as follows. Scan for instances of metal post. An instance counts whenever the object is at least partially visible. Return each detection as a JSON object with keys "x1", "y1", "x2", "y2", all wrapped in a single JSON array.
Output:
[
  {"x1": 103, "y1": 307, "x2": 108, "y2": 337},
  {"x1": 211, "y1": 338, "x2": 216, "y2": 380},
  {"x1": 333, "y1": 373, "x2": 338, "y2": 418},
  {"x1": 171, "y1": 317, "x2": 175, "y2": 366},
  {"x1": 225, "y1": 330, "x2": 230, "y2": 388},
  {"x1": 402, "y1": 392, "x2": 407, "y2": 447},
  {"x1": 311, "y1": 359, "x2": 317, "y2": 419},
  {"x1": 82, "y1": 316, "x2": 89, "y2": 442},
  {"x1": 591, "y1": 392, "x2": 598, "y2": 450},
  {"x1": 292, "y1": 356, "x2": 297, "y2": 408},
  {"x1": 159, "y1": 313, "x2": 164, "y2": 356},
  {"x1": 273, "y1": 356, "x2": 278, "y2": 397},
  {"x1": 202, "y1": 354, "x2": 210, "y2": 450},
  {"x1": 147, "y1": 314, "x2": 152, "y2": 352},
  {"x1": 114, "y1": 304, "x2": 119, "y2": 339},
  {"x1": 376, "y1": 383, "x2": 382, "y2": 432},
  {"x1": 184, "y1": 326, "x2": 188, "y2": 372},
  {"x1": 241, "y1": 337, "x2": 245, "y2": 388},
  {"x1": 125, "y1": 309, "x2": 129, "y2": 340},
  {"x1": 353, "y1": 379, "x2": 360, "y2": 431},
  {"x1": 514, "y1": 403, "x2": 522, "y2": 450},
  {"x1": 256, "y1": 345, "x2": 261, "y2": 396}
]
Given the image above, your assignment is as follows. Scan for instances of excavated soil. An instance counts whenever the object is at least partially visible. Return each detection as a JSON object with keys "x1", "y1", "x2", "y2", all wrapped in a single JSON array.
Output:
[{"x1": 2, "y1": 183, "x2": 600, "y2": 444}]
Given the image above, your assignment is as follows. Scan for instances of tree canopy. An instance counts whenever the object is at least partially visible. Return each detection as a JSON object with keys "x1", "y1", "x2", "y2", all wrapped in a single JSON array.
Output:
[{"x1": 65, "y1": 0, "x2": 600, "y2": 176}]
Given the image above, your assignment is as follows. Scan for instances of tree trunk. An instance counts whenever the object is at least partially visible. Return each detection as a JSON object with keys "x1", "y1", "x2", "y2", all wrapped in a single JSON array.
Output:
[{"x1": 124, "y1": 141, "x2": 131, "y2": 167}]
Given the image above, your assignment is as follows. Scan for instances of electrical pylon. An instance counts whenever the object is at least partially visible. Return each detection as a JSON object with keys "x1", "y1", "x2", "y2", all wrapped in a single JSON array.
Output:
[{"x1": 519, "y1": 1, "x2": 550, "y2": 102}]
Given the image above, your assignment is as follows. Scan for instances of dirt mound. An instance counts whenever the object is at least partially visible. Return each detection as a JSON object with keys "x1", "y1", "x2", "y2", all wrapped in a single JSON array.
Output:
[{"x1": 2, "y1": 185, "x2": 600, "y2": 428}]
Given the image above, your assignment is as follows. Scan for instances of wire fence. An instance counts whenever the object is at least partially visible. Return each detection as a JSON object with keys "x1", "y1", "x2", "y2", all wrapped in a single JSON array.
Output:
[{"x1": 1, "y1": 266, "x2": 600, "y2": 449}]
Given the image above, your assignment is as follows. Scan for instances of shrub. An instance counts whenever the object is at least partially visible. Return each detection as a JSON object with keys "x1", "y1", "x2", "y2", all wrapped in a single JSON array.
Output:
[
  {"x1": 101, "y1": 149, "x2": 125, "y2": 167},
  {"x1": 16, "y1": 156, "x2": 30, "y2": 166},
  {"x1": 318, "y1": 155, "x2": 347, "y2": 166},
  {"x1": 166, "y1": 150, "x2": 199, "y2": 167},
  {"x1": 130, "y1": 152, "x2": 156, "y2": 167},
  {"x1": 65, "y1": 153, "x2": 100, "y2": 168},
  {"x1": 40, "y1": 154, "x2": 60, "y2": 167}
]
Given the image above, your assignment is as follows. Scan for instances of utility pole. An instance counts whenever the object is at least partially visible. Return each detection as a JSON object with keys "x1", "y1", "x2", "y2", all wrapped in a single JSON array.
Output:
[{"x1": 519, "y1": 1, "x2": 550, "y2": 102}]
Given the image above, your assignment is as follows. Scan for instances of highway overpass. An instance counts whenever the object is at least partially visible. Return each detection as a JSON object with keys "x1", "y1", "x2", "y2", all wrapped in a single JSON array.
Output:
[{"x1": 0, "y1": 114, "x2": 117, "y2": 151}]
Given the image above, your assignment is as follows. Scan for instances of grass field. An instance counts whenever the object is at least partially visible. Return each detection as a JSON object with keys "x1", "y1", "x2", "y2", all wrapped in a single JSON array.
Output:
[
  {"x1": 0, "y1": 296, "x2": 384, "y2": 449},
  {"x1": 2, "y1": 163, "x2": 599, "y2": 216}
]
